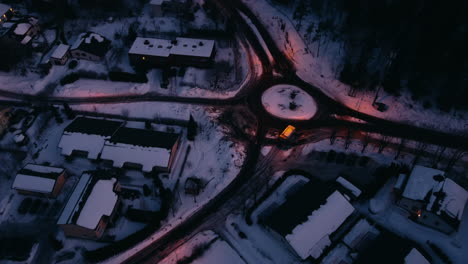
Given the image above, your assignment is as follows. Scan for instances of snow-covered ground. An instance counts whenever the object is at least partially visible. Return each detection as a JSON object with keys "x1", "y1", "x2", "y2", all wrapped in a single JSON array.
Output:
[
  {"x1": 261, "y1": 84, "x2": 317, "y2": 120},
  {"x1": 221, "y1": 214, "x2": 299, "y2": 264},
  {"x1": 241, "y1": 0, "x2": 468, "y2": 134},
  {"x1": 84, "y1": 102, "x2": 247, "y2": 263},
  {"x1": 357, "y1": 177, "x2": 468, "y2": 264},
  {"x1": 159, "y1": 230, "x2": 245, "y2": 264}
]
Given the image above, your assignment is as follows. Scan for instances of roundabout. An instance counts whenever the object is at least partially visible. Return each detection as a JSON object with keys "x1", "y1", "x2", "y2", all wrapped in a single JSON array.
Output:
[{"x1": 261, "y1": 84, "x2": 317, "y2": 121}]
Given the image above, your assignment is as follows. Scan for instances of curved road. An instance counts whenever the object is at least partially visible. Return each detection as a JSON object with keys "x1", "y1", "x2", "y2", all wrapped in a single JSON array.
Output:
[{"x1": 0, "y1": 0, "x2": 467, "y2": 263}]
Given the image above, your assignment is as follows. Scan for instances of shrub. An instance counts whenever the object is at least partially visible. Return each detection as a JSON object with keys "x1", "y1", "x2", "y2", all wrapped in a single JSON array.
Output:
[
  {"x1": 60, "y1": 73, "x2": 79, "y2": 85},
  {"x1": 68, "y1": 60, "x2": 78, "y2": 69}
]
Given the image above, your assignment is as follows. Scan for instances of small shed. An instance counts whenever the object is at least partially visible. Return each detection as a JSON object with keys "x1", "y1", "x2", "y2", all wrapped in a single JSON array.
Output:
[
  {"x1": 50, "y1": 44, "x2": 70, "y2": 65},
  {"x1": 184, "y1": 177, "x2": 203, "y2": 195}
]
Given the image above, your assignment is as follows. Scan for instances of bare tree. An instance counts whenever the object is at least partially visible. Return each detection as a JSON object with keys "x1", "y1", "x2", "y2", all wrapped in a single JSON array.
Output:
[
  {"x1": 378, "y1": 135, "x2": 389, "y2": 154},
  {"x1": 330, "y1": 129, "x2": 337, "y2": 145},
  {"x1": 445, "y1": 149, "x2": 466, "y2": 173},
  {"x1": 344, "y1": 129, "x2": 352, "y2": 150},
  {"x1": 412, "y1": 142, "x2": 428, "y2": 167},
  {"x1": 432, "y1": 146, "x2": 446, "y2": 168},
  {"x1": 361, "y1": 132, "x2": 371, "y2": 153}
]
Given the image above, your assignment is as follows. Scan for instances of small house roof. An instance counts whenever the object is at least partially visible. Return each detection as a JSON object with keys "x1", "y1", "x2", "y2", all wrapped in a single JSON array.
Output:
[
  {"x1": 12, "y1": 164, "x2": 64, "y2": 194},
  {"x1": 51, "y1": 44, "x2": 70, "y2": 59},
  {"x1": 404, "y1": 248, "x2": 430, "y2": 264},
  {"x1": 402, "y1": 166, "x2": 445, "y2": 201},
  {"x1": 71, "y1": 32, "x2": 110, "y2": 57}
]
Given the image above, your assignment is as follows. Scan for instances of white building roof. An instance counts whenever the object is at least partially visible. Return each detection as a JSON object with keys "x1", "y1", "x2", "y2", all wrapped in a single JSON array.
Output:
[
  {"x1": 171, "y1": 37, "x2": 215, "y2": 58},
  {"x1": 402, "y1": 166, "x2": 445, "y2": 201},
  {"x1": 57, "y1": 174, "x2": 119, "y2": 230},
  {"x1": 12, "y1": 164, "x2": 64, "y2": 194},
  {"x1": 285, "y1": 191, "x2": 355, "y2": 259},
  {"x1": 0, "y1": 4, "x2": 11, "y2": 17},
  {"x1": 404, "y1": 248, "x2": 430, "y2": 264},
  {"x1": 100, "y1": 142, "x2": 172, "y2": 172},
  {"x1": 336, "y1": 176, "x2": 362, "y2": 198},
  {"x1": 434, "y1": 178, "x2": 468, "y2": 221},
  {"x1": 76, "y1": 178, "x2": 118, "y2": 229},
  {"x1": 58, "y1": 132, "x2": 108, "y2": 159},
  {"x1": 58, "y1": 173, "x2": 93, "y2": 225},
  {"x1": 51, "y1": 44, "x2": 70, "y2": 59},
  {"x1": 14, "y1": 23, "x2": 31, "y2": 35},
  {"x1": 342, "y1": 219, "x2": 379, "y2": 249},
  {"x1": 13, "y1": 175, "x2": 56, "y2": 194},
  {"x1": 321, "y1": 244, "x2": 351, "y2": 264},
  {"x1": 129, "y1": 37, "x2": 215, "y2": 58},
  {"x1": 129, "y1": 37, "x2": 172, "y2": 58},
  {"x1": 71, "y1": 32, "x2": 105, "y2": 50}
]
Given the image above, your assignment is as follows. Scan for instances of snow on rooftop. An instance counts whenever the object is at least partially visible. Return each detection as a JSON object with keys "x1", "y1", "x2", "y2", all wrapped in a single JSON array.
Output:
[
  {"x1": 0, "y1": 4, "x2": 11, "y2": 17},
  {"x1": 285, "y1": 191, "x2": 355, "y2": 259},
  {"x1": 51, "y1": 44, "x2": 70, "y2": 59},
  {"x1": 71, "y1": 32, "x2": 105, "y2": 50},
  {"x1": 129, "y1": 37, "x2": 172, "y2": 58},
  {"x1": 321, "y1": 243, "x2": 351, "y2": 264},
  {"x1": 76, "y1": 178, "x2": 118, "y2": 229},
  {"x1": 437, "y1": 179, "x2": 468, "y2": 221},
  {"x1": 261, "y1": 84, "x2": 317, "y2": 120},
  {"x1": 150, "y1": 0, "x2": 164, "y2": 5},
  {"x1": 58, "y1": 132, "x2": 108, "y2": 159},
  {"x1": 22, "y1": 164, "x2": 64, "y2": 174},
  {"x1": 12, "y1": 175, "x2": 56, "y2": 194},
  {"x1": 171, "y1": 37, "x2": 215, "y2": 58},
  {"x1": 336, "y1": 177, "x2": 362, "y2": 198},
  {"x1": 404, "y1": 248, "x2": 430, "y2": 264},
  {"x1": 58, "y1": 173, "x2": 93, "y2": 225},
  {"x1": 100, "y1": 142, "x2": 172, "y2": 172},
  {"x1": 12, "y1": 164, "x2": 65, "y2": 194},
  {"x1": 20, "y1": 35, "x2": 32, "y2": 45},
  {"x1": 342, "y1": 219, "x2": 379, "y2": 249},
  {"x1": 129, "y1": 37, "x2": 215, "y2": 58},
  {"x1": 402, "y1": 166, "x2": 445, "y2": 201},
  {"x1": 84, "y1": 32, "x2": 104, "y2": 44},
  {"x1": 395, "y1": 173, "x2": 407, "y2": 190},
  {"x1": 14, "y1": 23, "x2": 31, "y2": 35}
]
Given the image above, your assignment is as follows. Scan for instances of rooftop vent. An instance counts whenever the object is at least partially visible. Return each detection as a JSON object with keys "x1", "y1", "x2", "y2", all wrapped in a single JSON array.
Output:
[
  {"x1": 144, "y1": 39, "x2": 150, "y2": 45},
  {"x1": 199, "y1": 41, "x2": 204, "y2": 46}
]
